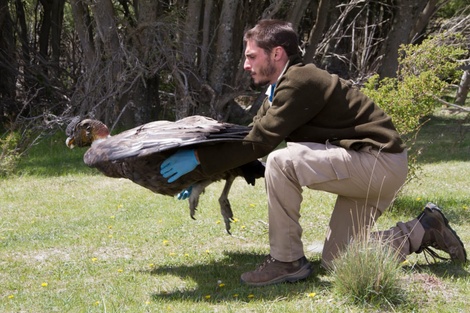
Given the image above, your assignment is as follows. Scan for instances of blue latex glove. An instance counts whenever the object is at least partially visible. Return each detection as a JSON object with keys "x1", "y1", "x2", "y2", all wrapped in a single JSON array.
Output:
[
  {"x1": 160, "y1": 149, "x2": 199, "y2": 183},
  {"x1": 177, "y1": 186, "x2": 193, "y2": 200}
]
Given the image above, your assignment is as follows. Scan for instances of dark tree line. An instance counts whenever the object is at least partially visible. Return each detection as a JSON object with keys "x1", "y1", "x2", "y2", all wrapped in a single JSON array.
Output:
[{"x1": 0, "y1": 0, "x2": 468, "y2": 135}]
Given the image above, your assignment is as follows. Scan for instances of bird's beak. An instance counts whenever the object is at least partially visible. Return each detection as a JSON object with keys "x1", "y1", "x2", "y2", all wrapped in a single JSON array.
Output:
[{"x1": 66, "y1": 137, "x2": 75, "y2": 149}]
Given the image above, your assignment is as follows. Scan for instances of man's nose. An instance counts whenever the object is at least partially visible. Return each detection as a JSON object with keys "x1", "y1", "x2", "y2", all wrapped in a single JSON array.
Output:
[{"x1": 243, "y1": 58, "x2": 251, "y2": 71}]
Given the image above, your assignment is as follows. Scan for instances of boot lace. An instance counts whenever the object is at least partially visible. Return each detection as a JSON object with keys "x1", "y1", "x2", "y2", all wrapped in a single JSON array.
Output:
[{"x1": 256, "y1": 255, "x2": 277, "y2": 271}]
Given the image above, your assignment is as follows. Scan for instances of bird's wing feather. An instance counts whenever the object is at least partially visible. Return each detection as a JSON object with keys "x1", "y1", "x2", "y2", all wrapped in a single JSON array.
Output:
[{"x1": 83, "y1": 115, "x2": 252, "y2": 167}]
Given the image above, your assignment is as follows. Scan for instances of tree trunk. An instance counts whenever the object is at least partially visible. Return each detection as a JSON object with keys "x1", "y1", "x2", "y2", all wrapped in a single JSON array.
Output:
[
  {"x1": 409, "y1": 0, "x2": 439, "y2": 43},
  {"x1": 50, "y1": 0, "x2": 65, "y2": 77},
  {"x1": 287, "y1": 0, "x2": 312, "y2": 29},
  {"x1": 303, "y1": 0, "x2": 330, "y2": 63},
  {"x1": 70, "y1": 0, "x2": 96, "y2": 69},
  {"x1": 455, "y1": 70, "x2": 469, "y2": 106},
  {"x1": 200, "y1": 0, "x2": 214, "y2": 81},
  {"x1": 131, "y1": 0, "x2": 161, "y2": 124},
  {"x1": 378, "y1": 0, "x2": 424, "y2": 78},
  {"x1": 209, "y1": 0, "x2": 240, "y2": 120},
  {"x1": 0, "y1": 0, "x2": 16, "y2": 125},
  {"x1": 38, "y1": 0, "x2": 52, "y2": 66},
  {"x1": 90, "y1": 0, "x2": 120, "y2": 64}
]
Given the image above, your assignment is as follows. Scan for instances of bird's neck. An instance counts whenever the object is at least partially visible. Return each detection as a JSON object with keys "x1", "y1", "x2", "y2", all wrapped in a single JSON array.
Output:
[{"x1": 91, "y1": 135, "x2": 111, "y2": 147}]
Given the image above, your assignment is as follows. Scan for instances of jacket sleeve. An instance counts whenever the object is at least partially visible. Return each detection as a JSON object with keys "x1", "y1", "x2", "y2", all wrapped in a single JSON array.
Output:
[{"x1": 197, "y1": 64, "x2": 330, "y2": 176}]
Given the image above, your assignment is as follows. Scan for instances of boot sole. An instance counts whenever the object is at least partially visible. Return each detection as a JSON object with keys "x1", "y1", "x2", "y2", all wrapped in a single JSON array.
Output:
[
  {"x1": 426, "y1": 203, "x2": 467, "y2": 263},
  {"x1": 241, "y1": 262, "x2": 313, "y2": 287}
]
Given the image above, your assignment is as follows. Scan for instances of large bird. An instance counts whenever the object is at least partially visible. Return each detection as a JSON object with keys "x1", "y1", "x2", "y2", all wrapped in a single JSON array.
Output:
[{"x1": 65, "y1": 115, "x2": 265, "y2": 233}]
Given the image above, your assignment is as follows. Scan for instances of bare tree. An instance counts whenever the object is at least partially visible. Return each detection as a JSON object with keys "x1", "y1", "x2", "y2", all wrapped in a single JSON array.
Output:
[
  {"x1": 456, "y1": 69, "x2": 469, "y2": 106},
  {"x1": 378, "y1": 0, "x2": 429, "y2": 78},
  {"x1": 2, "y1": 0, "x2": 468, "y2": 135},
  {"x1": 303, "y1": 0, "x2": 330, "y2": 63}
]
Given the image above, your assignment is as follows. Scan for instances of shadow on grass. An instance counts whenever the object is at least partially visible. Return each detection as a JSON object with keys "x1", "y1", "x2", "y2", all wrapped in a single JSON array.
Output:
[
  {"x1": 390, "y1": 195, "x2": 470, "y2": 227},
  {"x1": 144, "y1": 251, "x2": 330, "y2": 302},
  {"x1": 143, "y1": 250, "x2": 468, "y2": 304},
  {"x1": 406, "y1": 262, "x2": 469, "y2": 279},
  {"x1": 410, "y1": 114, "x2": 470, "y2": 164}
]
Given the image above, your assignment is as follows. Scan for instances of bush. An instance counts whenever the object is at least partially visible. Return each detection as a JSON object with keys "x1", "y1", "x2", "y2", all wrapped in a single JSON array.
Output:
[
  {"x1": 0, "y1": 132, "x2": 21, "y2": 177},
  {"x1": 361, "y1": 34, "x2": 466, "y2": 179},
  {"x1": 331, "y1": 233, "x2": 406, "y2": 307},
  {"x1": 362, "y1": 34, "x2": 466, "y2": 137}
]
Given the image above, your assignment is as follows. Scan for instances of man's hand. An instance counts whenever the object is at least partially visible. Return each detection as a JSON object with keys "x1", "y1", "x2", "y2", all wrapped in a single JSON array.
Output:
[{"x1": 160, "y1": 149, "x2": 199, "y2": 183}]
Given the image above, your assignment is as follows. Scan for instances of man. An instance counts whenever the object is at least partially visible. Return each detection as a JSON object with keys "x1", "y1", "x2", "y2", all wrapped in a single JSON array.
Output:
[{"x1": 160, "y1": 20, "x2": 466, "y2": 286}]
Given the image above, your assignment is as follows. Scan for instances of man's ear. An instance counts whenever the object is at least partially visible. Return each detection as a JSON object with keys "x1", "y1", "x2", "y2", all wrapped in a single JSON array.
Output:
[{"x1": 272, "y1": 46, "x2": 287, "y2": 61}]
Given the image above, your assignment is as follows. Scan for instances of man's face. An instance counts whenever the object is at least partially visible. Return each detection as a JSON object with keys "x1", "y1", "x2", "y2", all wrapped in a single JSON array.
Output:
[{"x1": 244, "y1": 39, "x2": 276, "y2": 86}]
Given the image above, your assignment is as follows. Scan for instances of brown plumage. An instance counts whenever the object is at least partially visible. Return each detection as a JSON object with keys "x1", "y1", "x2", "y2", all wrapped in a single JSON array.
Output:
[{"x1": 65, "y1": 115, "x2": 265, "y2": 233}]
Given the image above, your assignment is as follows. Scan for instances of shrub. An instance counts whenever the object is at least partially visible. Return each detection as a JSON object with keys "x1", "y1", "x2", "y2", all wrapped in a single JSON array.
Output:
[
  {"x1": 361, "y1": 34, "x2": 466, "y2": 179},
  {"x1": 0, "y1": 132, "x2": 21, "y2": 177},
  {"x1": 362, "y1": 34, "x2": 466, "y2": 137},
  {"x1": 331, "y1": 233, "x2": 406, "y2": 307}
]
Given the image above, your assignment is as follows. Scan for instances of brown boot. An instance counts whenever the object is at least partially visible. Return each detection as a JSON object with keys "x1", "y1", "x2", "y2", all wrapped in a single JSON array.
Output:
[
  {"x1": 240, "y1": 255, "x2": 313, "y2": 286},
  {"x1": 416, "y1": 203, "x2": 467, "y2": 263}
]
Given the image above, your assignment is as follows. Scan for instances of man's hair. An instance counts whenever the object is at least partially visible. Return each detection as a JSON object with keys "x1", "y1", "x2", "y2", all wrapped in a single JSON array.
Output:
[{"x1": 244, "y1": 19, "x2": 299, "y2": 57}]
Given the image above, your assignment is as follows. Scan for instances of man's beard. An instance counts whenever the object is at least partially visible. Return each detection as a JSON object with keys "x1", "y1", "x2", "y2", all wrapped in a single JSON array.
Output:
[{"x1": 253, "y1": 58, "x2": 276, "y2": 87}]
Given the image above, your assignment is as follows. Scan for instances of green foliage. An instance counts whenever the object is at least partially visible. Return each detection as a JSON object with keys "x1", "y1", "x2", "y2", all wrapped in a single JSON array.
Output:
[
  {"x1": 436, "y1": 0, "x2": 470, "y2": 18},
  {"x1": 362, "y1": 34, "x2": 466, "y2": 137},
  {"x1": 362, "y1": 34, "x2": 466, "y2": 180},
  {"x1": 0, "y1": 132, "x2": 21, "y2": 177}
]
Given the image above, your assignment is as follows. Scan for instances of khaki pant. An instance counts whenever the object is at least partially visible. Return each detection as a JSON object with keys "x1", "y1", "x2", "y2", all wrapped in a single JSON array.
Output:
[{"x1": 265, "y1": 142, "x2": 424, "y2": 269}]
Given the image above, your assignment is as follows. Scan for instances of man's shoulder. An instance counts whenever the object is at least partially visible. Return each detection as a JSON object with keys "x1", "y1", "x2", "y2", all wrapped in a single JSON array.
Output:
[{"x1": 283, "y1": 62, "x2": 334, "y2": 88}]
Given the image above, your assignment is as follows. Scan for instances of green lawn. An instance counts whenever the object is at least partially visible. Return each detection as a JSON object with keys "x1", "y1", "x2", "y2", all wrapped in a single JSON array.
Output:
[{"x1": 1, "y1": 110, "x2": 469, "y2": 312}]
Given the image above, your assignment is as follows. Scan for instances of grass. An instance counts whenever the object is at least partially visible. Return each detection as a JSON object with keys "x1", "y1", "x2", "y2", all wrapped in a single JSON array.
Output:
[
  {"x1": 331, "y1": 235, "x2": 406, "y2": 306},
  {"x1": 1, "y1": 109, "x2": 469, "y2": 312}
]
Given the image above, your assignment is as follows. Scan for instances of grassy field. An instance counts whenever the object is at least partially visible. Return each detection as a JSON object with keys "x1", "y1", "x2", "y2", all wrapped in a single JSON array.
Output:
[{"x1": 1, "y1": 110, "x2": 469, "y2": 312}]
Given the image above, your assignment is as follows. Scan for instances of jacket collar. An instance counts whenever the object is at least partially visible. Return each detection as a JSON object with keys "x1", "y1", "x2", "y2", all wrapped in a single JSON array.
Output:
[{"x1": 265, "y1": 54, "x2": 303, "y2": 104}]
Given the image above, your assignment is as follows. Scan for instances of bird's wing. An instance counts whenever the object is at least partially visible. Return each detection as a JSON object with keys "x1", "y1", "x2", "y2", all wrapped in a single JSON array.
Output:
[{"x1": 83, "y1": 115, "x2": 252, "y2": 167}]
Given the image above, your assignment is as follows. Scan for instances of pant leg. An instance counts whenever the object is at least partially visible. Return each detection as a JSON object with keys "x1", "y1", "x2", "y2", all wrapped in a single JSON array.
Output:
[
  {"x1": 372, "y1": 219, "x2": 425, "y2": 262},
  {"x1": 266, "y1": 142, "x2": 409, "y2": 265},
  {"x1": 321, "y1": 195, "x2": 383, "y2": 268},
  {"x1": 267, "y1": 142, "x2": 364, "y2": 262},
  {"x1": 316, "y1": 145, "x2": 409, "y2": 268},
  {"x1": 266, "y1": 148, "x2": 304, "y2": 262}
]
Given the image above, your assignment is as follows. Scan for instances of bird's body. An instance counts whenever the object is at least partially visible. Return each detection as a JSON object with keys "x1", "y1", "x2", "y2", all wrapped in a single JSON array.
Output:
[{"x1": 66, "y1": 115, "x2": 265, "y2": 233}]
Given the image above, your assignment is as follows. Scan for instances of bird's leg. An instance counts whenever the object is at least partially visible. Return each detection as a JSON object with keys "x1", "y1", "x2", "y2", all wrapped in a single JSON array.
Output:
[
  {"x1": 188, "y1": 180, "x2": 212, "y2": 220},
  {"x1": 219, "y1": 175, "x2": 235, "y2": 234}
]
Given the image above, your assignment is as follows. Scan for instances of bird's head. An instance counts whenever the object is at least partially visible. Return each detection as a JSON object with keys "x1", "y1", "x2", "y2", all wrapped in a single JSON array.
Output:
[{"x1": 65, "y1": 118, "x2": 110, "y2": 148}]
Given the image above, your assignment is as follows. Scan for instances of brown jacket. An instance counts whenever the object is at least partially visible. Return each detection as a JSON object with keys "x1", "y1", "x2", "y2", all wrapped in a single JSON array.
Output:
[{"x1": 198, "y1": 55, "x2": 405, "y2": 176}]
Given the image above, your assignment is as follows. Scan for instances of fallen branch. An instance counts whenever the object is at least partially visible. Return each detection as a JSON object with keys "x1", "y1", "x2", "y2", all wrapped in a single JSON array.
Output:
[{"x1": 430, "y1": 95, "x2": 470, "y2": 113}]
